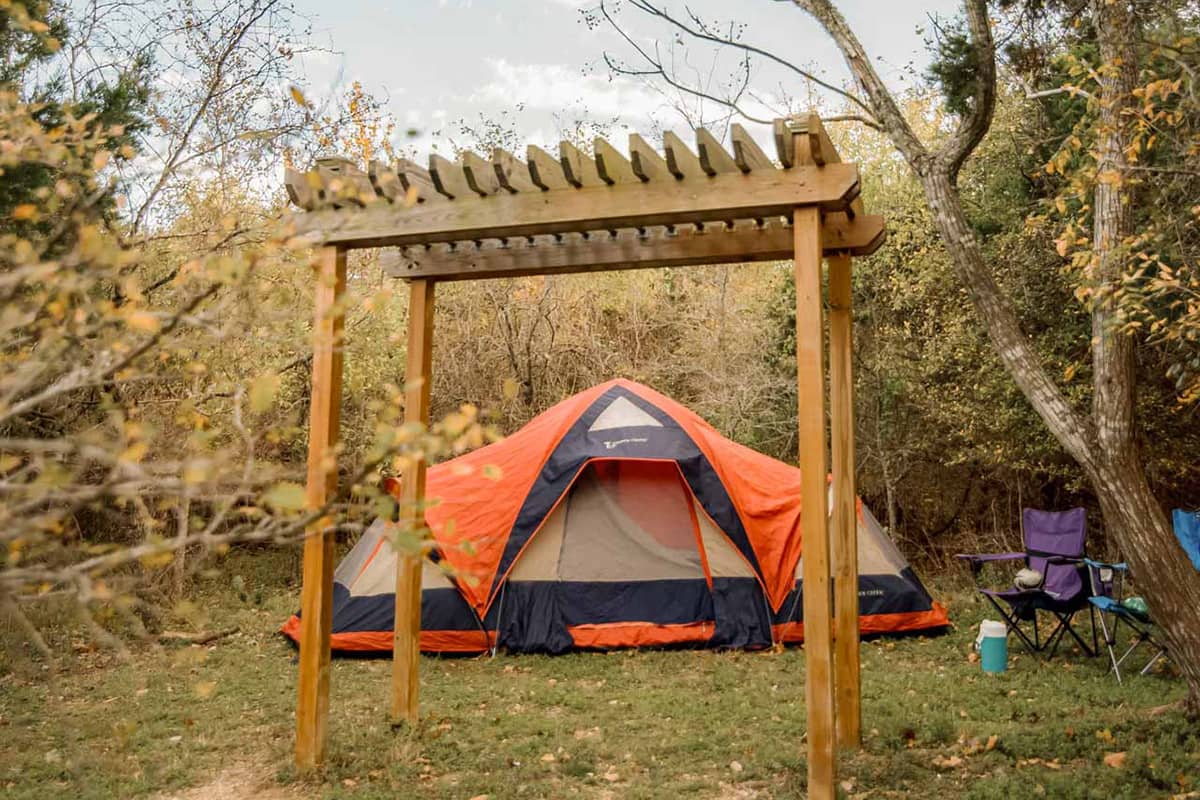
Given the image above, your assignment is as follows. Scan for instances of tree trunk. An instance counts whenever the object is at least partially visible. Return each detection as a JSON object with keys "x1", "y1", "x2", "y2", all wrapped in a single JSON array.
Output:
[
  {"x1": 1085, "y1": 0, "x2": 1200, "y2": 715},
  {"x1": 1088, "y1": 457, "x2": 1200, "y2": 715}
]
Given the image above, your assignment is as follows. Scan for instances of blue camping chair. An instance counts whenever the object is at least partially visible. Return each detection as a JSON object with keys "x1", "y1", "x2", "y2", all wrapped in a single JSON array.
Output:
[
  {"x1": 1086, "y1": 509, "x2": 1199, "y2": 682},
  {"x1": 1174, "y1": 509, "x2": 1200, "y2": 571}
]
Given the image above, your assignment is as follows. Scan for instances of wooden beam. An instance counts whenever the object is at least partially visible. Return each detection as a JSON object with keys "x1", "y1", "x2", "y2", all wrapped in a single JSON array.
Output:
[
  {"x1": 663, "y1": 131, "x2": 704, "y2": 179},
  {"x1": 429, "y1": 154, "x2": 476, "y2": 200},
  {"x1": 378, "y1": 214, "x2": 885, "y2": 281},
  {"x1": 629, "y1": 133, "x2": 669, "y2": 182},
  {"x1": 492, "y1": 148, "x2": 539, "y2": 194},
  {"x1": 288, "y1": 163, "x2": 860, "y2": 249},
  {"x1": 593, "y1": 137, "x2": 641, "y2": 185},
  {"x1": 828, "y1": 252, "x2": 861, "y2": 750},
  {"x1": 461, "y1": 151, "x2": 502, "y2": 196},
  {"x1": 560, "y1": 141, "x2": 605, "y2": 188},
  {"x1": 696, "y1": 128, "x2": 740, "y2": 176},
  {"x1": 391, "y1": 279, "x2": 436, "y2": 726},
  {"x1": 795, "y1": 205, "x2": 835, "y2": 799},
  {"x1": 731, "y1": 123, "x2": 774, "y2": 172},
  {"x1": 526, "y1": 145, "x2": 571, "y2": 191},
  {"x1": 295, "y1": 245, "x2": 346, "y2": 771}
]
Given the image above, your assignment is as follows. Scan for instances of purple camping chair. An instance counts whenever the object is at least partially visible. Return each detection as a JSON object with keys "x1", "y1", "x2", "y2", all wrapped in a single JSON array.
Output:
[{"x1": 957, "y1": 508, "x2": 1096, "y2": 657}]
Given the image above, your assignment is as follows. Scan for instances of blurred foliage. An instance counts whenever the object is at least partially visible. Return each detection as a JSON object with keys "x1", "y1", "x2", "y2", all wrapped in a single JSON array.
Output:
[{"x1": 0, "y1": 0, "x2": 485, "y2": 659}]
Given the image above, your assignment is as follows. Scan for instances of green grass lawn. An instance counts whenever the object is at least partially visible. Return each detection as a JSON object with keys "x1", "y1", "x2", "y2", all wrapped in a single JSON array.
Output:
[{"x1": 1, "y1": 552, "x2": 1196, "y2": 799}]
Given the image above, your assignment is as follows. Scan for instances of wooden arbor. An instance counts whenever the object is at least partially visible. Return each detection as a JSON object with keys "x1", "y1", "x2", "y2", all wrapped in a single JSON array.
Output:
[{"x1": 284, "y1": 114, "x2": 883, "y2": 799}]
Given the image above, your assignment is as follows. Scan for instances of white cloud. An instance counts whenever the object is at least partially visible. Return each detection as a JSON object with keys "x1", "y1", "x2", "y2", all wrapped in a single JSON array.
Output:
[{"x1": 472, "y1": 58, "x2": 666, "y2": 123}]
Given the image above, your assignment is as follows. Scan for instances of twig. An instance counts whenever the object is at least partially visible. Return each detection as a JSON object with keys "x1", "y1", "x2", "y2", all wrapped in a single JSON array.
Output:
[{"x1": 158, "y1": 627, "x2": 238, "y2": 645}]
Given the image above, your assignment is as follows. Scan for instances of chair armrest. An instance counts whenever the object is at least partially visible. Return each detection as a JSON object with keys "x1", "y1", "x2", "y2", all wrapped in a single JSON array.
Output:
[
  {"x1": 954, "y1": 552, "x2": 1025, "y2": 563},
  {"x1": 1083, "y1": 557, "x2": 1128, "y2": 571}
]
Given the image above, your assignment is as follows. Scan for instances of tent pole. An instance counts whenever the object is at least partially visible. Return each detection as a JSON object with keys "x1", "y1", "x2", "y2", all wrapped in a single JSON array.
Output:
[
  {"x1": 794, "y1": 204, "x2": 835, "y2": 799},
  {"x1": 391, "y1": 277, "x2": 436, "y2": 725},
  {"x1": 828, "y1": 252, "x2": 861, "y2": 749},
  {"x1": 295, "y1": 244, "x2": 347, "y2": 770}
]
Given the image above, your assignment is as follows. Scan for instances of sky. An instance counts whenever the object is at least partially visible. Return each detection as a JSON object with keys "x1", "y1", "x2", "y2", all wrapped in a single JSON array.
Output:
[{"x1": 290, "y1": 0, "x2": 962, "y2": 157}]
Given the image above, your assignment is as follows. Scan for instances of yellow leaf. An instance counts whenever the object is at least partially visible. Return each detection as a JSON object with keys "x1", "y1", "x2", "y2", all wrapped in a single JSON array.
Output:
[
  {"x1": 193, "y1": 681, "x2": 218, "y2": 699},
  {"x1": 502, "y1": 377, "x2": 520, "y2": 400},
  {"x1": 120, "y1": 442, "x2": 149, "y2": 463},
  {"x1": 289, "y1": 86, "x2": 309, "y2": 108},
  {"x1": 1103, "y1": 751, "x2": 1127, "y2": 768},
  {"x1": 11, "y1": 204, "x2": 37, "y2": 221},
  {"x1": 93, "y1": 151, "x2": 110, "y2": 171},
  {"x1": 126, "y1": 310, "x2": 160, "y2": 332},
  {"x1": 249, "y1": 373, "x2": 281, "y2": 413},
  {"x1": 264, "y1": 482, "x2": 307, "y2": 512}
]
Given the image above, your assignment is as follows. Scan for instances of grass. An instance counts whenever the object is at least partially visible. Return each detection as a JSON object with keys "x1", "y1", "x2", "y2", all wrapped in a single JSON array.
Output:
[{"x1": 1, "y1": 550, "x2": 1197, "y2": 799}]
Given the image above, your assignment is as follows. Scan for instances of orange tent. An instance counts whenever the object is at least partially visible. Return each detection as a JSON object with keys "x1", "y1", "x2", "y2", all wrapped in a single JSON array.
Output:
[{"x1": 283, "y1": 379, "x2": 948, "y2": 653}]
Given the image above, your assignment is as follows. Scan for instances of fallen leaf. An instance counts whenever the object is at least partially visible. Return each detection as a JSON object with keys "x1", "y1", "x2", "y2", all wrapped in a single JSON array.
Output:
[
  {"x1": 540, "y1": 753, "x2": 556, "y2": 763},
  {"x1": 603, "y1": 769, "x2": 620, "y2": 782},
  {"x1": 1104, "y1": 751, "x2": 1127, "y2": 769},
  {"x1": 986, "y1": 734, "x2": 999, "y2": 751},
  {"x1": 730, "y1": 761, "x2": 744, "y2": 773}
]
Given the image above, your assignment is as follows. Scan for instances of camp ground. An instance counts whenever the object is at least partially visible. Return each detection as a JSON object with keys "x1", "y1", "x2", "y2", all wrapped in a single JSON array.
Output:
[
  {"x1": 281, "y1": 380, "x2": 949, "y2": 655},
  {"x1": 3, "y1": 2, "x2": 1200, "y2": 800}
]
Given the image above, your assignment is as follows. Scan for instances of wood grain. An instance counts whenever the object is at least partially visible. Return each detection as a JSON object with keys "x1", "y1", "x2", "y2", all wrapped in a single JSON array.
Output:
[
  {"x1": 828, "y1": 251, "x2": 861, "y2": 749},
  {"x1": 288, "y1": 164, "x2": 859, "y2": 248},
  {"x1": 378, "y1": 215, "x2": 884, "y2": 281},
  {"x1": 390, "y1": 278, "x2": 436, "y2": 726},
  {"x1": 295, "y1": 245, "x2": 346, "y2": 771},
  {"x1": 795, "y1": 205, "x2": 835, "y2": 800}
]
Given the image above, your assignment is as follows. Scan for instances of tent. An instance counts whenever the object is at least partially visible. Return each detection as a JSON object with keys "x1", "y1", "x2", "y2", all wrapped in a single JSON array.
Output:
[{"x1": 282, "y1": 379, "x2": 948, "y2": 654}]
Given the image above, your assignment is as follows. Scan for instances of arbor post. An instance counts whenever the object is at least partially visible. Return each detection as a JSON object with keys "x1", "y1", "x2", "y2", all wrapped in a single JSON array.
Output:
[
  {"x1": 391, "y1": 278, "x2": 436, "y2": 725},
  {"x1": 828, "y1": 251, "x2": 861, "y2": 749},
  {"x1": 794, "y1": 204, "x2": 835, "y2": 798},
  {"x1": 295, "y1": 245, "x2": 347, "y2": 770}
]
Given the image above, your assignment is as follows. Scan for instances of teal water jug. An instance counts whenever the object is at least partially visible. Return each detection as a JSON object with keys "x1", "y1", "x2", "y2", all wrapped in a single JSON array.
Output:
[{"x1": 976, "y1": 619, "x2": 1008, "y2": 674}]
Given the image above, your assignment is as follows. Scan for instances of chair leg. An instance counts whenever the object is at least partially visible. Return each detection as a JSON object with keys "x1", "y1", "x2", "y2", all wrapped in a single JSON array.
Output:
[
  {"x1": 1033, "y1": 612, "x2": 1040, "y2": 650},
  {"x1": 1140, "y1": 649, "x2": 1166, "y2": 676},
  {"x1": 1090, "y1": 605, "x2": 1099, "y2": 655},
  {"x1": 983, "y1": 594, "x2": 1039, "y2": 654},
  {"x1": 1046, "y1": 618, "x2": 1063, "y2": 659},
  {"x1": 1059, "y1": 612, "x2": 1096, "y2": 657},
  {"x1": 1097, "y1": 611, "x2": 1121, "y2": 684}
]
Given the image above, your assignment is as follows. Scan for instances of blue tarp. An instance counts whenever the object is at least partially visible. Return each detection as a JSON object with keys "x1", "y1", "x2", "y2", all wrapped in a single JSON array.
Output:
[{"x1": 1172, "y1": 509, "x2": 1200, "y2": 572}]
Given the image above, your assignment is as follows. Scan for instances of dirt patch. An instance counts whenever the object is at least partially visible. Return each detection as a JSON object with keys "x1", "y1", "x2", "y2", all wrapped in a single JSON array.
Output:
[{"x1": 155, "y1": 760, "x2": 303, "y2": 800}]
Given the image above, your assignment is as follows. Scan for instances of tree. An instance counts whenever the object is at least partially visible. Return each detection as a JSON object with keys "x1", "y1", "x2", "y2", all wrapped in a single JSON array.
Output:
[
  {"x1": 595, "y1": 0, "x2": 1200, "y2": 714},
  {"x1": 0, "y1": 0, "x2": 149, "y2": 227}
]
